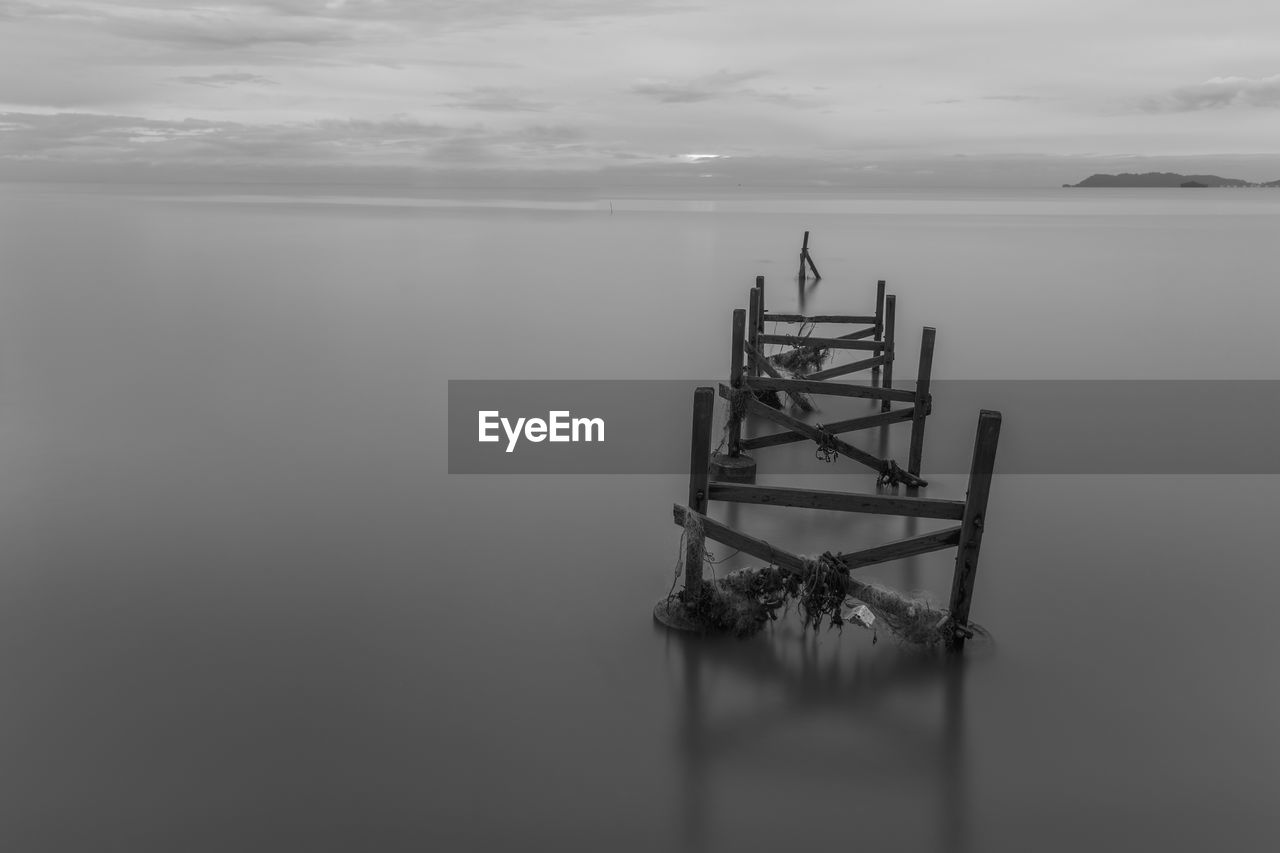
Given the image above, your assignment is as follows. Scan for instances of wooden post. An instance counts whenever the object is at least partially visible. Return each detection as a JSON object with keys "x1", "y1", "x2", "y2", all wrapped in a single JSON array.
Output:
[
  {"x1": 947, "y1": 410, "x2": 1001, "y2": 651},
  {"x1": 748, "y1": 287, "x2": 761, "y2": 378},
  {"x1": 728, "y1": 308, "x2": 746, "y2": 456},
  {"x1": 871, "y1": 280, "x2": 886, "y2": 387},
  {"x1": 755, "y1": 274, "x2": 765, "y2": 331},
  {"x1": 881, "y1": 294, "x2": 896, "y2": 413},
  {"x1": 799, "y1": 231, "x2": 809, "y2": 284},
  {"x1": 908, "y1": 327, "x2": 935, "y2": 477},
  {"x1": 685, "y1": 387, "x2": 715, "y2": 597}
]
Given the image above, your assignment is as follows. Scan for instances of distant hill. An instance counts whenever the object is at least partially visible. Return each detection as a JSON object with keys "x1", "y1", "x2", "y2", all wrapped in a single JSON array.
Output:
[{"x1": 1066, "y1": 172, "x2": 1259, "y2": 188}]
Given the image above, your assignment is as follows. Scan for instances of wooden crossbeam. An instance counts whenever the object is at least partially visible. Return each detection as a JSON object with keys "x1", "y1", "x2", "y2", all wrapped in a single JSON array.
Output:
[
  {"x1": 721, "y1": 385, "x2": 885, "y2": 471},
  {"x1": 758, "y1": 334, "x2": 885, "y2": 351},
  {"x1": 707, "y1": 483, "x2": 965, "y2": 520},
  {"x1": 743, "y1": 376, "x2": 919, "y2": 404},
  {"x1": 805, "y1": 354, "x2": 888, "y2": 382},
  {"x1": 742, "y1": 406, "x2": 914, "y2": 450},
  {"x1": 837, "y1": 526, "x2": 963, "y2": 568},
  {"x1": 742, "y1": 340, "x2": 814, "y2": 412},
  {"x1": 763, "y1": 313, "x2": 878, "y2": 325},
  {"x1": 673, "y1": 504, "x2": 963, "y2": 573},
  {"x1": 837, "y1": 327, "x2": 879, "y2": 342}
]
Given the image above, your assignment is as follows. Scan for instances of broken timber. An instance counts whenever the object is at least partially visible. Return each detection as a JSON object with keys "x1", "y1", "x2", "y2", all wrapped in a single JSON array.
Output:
[
  {"x1": 729, "y1": 277, "x2": 937, "y2": 485},
  {"x1": 658, "y1": 386, "x2": 1002, "y2": 651}
]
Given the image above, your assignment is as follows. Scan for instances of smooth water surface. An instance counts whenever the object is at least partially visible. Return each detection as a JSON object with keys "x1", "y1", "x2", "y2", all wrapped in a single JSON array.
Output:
[{"x1": 1, "y1": 183, "x2": 1277, "y2": 851}]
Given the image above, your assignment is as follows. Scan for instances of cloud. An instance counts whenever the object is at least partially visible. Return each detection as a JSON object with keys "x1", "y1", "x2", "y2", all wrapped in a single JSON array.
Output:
[
  {"x1": 0, "y1": 110, "x2": 602, "y2": 175},
  {"x1": 1140, "y1": 74, "x2": 1280, "y2": 112},
  {"x1": 445, "y1": 87, "x2": 551, "y2": 112},
  {"x1": 630, "y1": 70, "x2": 814, "y2": 107},
  {"x1": 172, "y1": 72, "x2": 278, "y2": 87}
]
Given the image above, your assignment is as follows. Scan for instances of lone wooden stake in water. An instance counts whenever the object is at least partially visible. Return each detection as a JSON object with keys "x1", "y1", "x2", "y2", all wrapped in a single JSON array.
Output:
[{"x1": 798, "y1": 231, "x2": 821, "y2": 283}]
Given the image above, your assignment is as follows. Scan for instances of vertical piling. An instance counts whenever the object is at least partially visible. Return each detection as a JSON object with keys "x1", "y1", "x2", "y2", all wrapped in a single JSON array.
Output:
[
  {"x1": 946, "y1": 410, "x2": 1001, "y2": 651},
  {"x1": 728, "y1": 308, "x2": 746, "y2": 456},
  {"x1": 881, "y1": 294, "x2": 897, "y2": 413},
  {"x1": 908, "y1": 327, "x2": 935, "y2": 477},
  {"x1": 685, "y1": 387, "x2": 715, "y2": 597},
  {"x1": 755, "y1": 274, "x2": 765, "y2": 321},
  {"x1": 871, "y1": 280, "x2": 886, "y2": 387},
  {"x1": 748, "y1": 287, "x2": 761, "y2": 378}
]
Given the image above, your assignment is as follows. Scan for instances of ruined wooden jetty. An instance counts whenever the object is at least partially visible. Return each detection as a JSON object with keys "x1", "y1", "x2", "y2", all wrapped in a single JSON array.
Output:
[
  {"x1": 710, "y1": 277, "x2": 935, "y2": 488},
  {"x1": 661, "y1": 387, "x2": 1002, "y2": 651},
  {"x1": 659, "y1": 235, "x2": 1002, "y2": 651}
]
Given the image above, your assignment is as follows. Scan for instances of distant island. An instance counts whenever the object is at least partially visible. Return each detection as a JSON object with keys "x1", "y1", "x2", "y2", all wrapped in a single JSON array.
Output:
[{"x1": 1065, "y1": 172, "x2": 1280, "y2": 188}]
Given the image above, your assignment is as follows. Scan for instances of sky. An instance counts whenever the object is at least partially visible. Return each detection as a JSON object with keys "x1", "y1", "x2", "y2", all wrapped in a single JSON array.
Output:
[{"x1": 1, "y1": 0, "x2": 1278, "y2": 187}]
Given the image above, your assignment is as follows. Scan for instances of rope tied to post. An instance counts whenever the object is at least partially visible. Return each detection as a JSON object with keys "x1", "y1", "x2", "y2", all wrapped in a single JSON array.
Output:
[
  {"x1": 714, "y1": 386, "x2": 754, "y2": 455},
  {"x1": 812, "y1": 425, "x2": 840, "y2": 463}
]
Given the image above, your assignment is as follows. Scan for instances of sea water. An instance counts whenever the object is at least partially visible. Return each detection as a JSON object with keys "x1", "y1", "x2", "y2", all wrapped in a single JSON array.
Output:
[{"x1": 1, "y1": 182, "x2": 1277, "y2": 851}]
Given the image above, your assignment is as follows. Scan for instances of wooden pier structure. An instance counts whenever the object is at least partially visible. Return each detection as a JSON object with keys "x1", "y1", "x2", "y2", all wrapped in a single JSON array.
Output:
[{"x1": 659, "y1": 233, "x2": 1004, "y2": 652}]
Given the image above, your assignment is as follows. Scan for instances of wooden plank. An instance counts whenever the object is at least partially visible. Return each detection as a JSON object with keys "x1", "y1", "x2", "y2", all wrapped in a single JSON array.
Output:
[
  {"x1": 805, "y1": 354, "x2": 887, "y2": 382},
  {"x1": 947, "y1": 410, "x2": 1001, "y2": 651},
  {"x1": 748, "y1": 287, "x2": 761, "y2": 377},
  {"x1": 673, "y1": 505, "x2": 959, "y2": 576},
  {"x1": 707, "y1": 483, "x2": 966, "y2": 520},
  {"x1": 882, "y1": 294, "x2": 897, "y2": 413},
  {"x1": 674, "y1": 504, "x2": 808, "y2": 574},
  {"x1": 744, "y1": 376, "x2": 919, "y2": 404},
  {"x1": 908, "y1": 327, "x2": 936, "y2": 477},
  {"x1": 763, "y1": 313, "x2": 878, "y2": 325},
  {"x1": 757, "y1": 334, "x2": 885, "y2": 351},
  {"x1": 838, "y1": 327, "x2": 878, "y2": 342},
  {"x1": 838, "y1": 526, "x2": 963, "y2": 569},
  {"x1": 742, "y1": 406, "x2": 914, "y2": 450},
  {"x1": 742, "y1": 341, "x2": 814, "y2": 412},
  {"x1": 722, "y1": 386, "x2": 885, "y2": 471},
  {"x1": 685, "y1": 387, "x2": 715, "y2": 595},
  {"x1": 804, "y1": 249, "x2": 821, "y2": 280}
]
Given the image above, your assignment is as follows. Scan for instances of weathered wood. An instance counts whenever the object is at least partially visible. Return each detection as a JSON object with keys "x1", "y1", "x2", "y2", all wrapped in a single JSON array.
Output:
[
  {"x1": 741, "y1": 406, "x2": 914, "y2": 450},
  {"x1": 799, "y1": 232, "x2": 808, "y2": 284},
  {"x1": 803, "y1": 249, "x2": 821, "y2": 280},
  {"x1": 838, "y1": 327, "x2": 879, "y2": 342},
  {"x1": 674, "y1": 504, "x2": 960, "y2": 574},
  {"x1": 747, "y1": 287, "x2": 761, "y2": 378},
  {"x1": 805, "y1": 354, "x2": 887, "y2": 382},
  {"x1": 908, "y1": 327, "x2": 936, "y2": 477},
  {"x1": 674, "y1": 504, "x2": 808, "y2": 575},
  {"x1": 722, "y1": 385, "x2": 886, "y2": 471},
  {"x1": 838, "y1": 526, "x2": 963, "y2": 569},
  {"x1": 742, "y1": 341, "x2": 814, "y2": 412},
  {"x1": 882, "y1": 294, "x2": 897, "y2": 413},
  {"x1": 728, "y1": 309, "x2": 746, "y2": 456},
  {"x1": 685, "y1": 387, "x2": 715, "y2": 596},
  {"x1": 755, "y1": 276, "x2": 765, "y2": 335},
  {"x1": 946, "y1": 410, "x2": 1001, "y2": 652},
  {"x1": 763, "y1": 313, "x2": 878, "y2": 324},
  {"x1": 744, "y1": 376, "x2": 919, "y2": 404},
  {"x1": 757, "y1": 334, "x2": 885, "y2": 351},
  {"x1": 872, "y1": 280, "x2": 886, "y2": 386},
  {"x1": 708, "y1": 483, "x2": 966, "y2": 519}
]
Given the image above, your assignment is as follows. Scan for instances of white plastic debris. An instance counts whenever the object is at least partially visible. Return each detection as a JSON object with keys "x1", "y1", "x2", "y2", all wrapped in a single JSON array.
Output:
[{"x1": 844, "y1": 604, "x2": 876, "y2": 629}]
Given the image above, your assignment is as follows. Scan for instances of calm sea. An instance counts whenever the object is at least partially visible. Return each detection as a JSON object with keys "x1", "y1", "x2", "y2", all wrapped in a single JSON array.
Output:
[{"x1": 1, "y1": 182, "x2": 1277, "y2": 851}]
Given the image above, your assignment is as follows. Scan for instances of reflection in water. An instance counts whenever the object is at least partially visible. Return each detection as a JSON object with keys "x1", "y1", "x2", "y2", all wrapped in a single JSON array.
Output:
[{"x1": 664, "y1": 627, "x2": 970, "y2": 853}]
